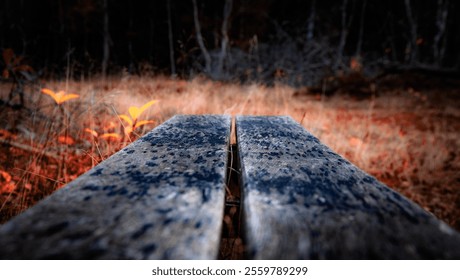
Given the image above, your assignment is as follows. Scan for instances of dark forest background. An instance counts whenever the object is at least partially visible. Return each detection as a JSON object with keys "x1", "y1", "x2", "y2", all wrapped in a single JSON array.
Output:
[{"x1": 1, "y1": 0, "x2": 459, "y2": 85}]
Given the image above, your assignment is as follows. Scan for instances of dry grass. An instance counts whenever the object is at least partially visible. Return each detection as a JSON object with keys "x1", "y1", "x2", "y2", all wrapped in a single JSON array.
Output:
[{"x1": 1, "y1": 75, "x2": 459, "y2": 230}]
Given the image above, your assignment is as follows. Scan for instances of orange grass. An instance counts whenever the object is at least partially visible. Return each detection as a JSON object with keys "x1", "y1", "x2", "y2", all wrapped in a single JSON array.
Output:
[{"x1": 0, "y1": 75, "x2": 459, "y2": 230}]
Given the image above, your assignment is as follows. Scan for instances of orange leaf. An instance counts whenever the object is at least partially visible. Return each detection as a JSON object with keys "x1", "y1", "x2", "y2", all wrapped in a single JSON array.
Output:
[
  {"x1": 139, "y1": 99, "x2": 159, "y2": 114},
  {"x1": 124, "y1": 126, "x2": 133, "y2": 135},
  {"x1": 41, "y1": 88, "x2": 79, "y2": 105},
  {"x1": 58, "y1": 135, "x2": 75, "y2": 145},
  {"x1": 134, "y1": 120, "x2": 155, "y2": 129},
  {"x1": 84, "y1": 128, "x2": 99, "y2": 137},
  {"x1": 1, "y1": 182, "x2": 16, "y2": 193},
  {"x1": 119, "y1": 114, "x2": 133, "y2": 126},
  {"x1": 58, "y1": 93, "x2": 79, "y2": 104},
  {"x1": 128, "y1": 106, "x2": 141, "y2": 121},
  {"x1": 128, "y1": 100, "x2": 158, "y2": 121},
  {"x1": 41, "y1": 88, "x2": 59, "y2": 103},
  {"x1": 41, "y1": 88, "x2": 55, "y2": 96},
  {"x1": 104, "y1": 121, "x2": 117, "y2": 130},
  {"x1": 0, "y1": 129, "x2": 16, "y2": 139},
  {"x1": 100, "y1": 133, "x2": 121, "y2": 140},
  {"x1": 0, "y1": 170, "x2": 11, "y2": 183},
  {"x1": 0, "y1": 170, "x2": 16, "y2": 193}
]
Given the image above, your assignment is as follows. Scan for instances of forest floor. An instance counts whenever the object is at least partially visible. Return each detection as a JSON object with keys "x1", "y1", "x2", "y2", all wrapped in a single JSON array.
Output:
[{"x1": 0, "y1": 73, "x2": 459, "y2": 231}]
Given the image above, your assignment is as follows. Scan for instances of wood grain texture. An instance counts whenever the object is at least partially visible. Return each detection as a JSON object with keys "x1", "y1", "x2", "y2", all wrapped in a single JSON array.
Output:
[
  {"x1": 0, "y1": 115, "x2": 231, "y2": 259},
  {"x1": 236, "y1": 115, "x2": 460, "y2": 259}
]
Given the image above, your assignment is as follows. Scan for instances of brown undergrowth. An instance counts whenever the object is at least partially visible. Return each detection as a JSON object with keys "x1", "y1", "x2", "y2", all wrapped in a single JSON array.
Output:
[{"x1": 0, "y1": 75, "x2": 459, "y2": 231}]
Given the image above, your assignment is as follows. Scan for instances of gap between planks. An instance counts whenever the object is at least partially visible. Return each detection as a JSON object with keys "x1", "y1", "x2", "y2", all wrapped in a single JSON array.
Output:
[{"x1": 219, "y1": 116, "x2": 245, "y2": 259}]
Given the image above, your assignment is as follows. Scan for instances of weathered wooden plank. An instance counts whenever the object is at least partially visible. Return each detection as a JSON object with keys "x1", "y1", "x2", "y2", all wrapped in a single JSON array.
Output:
[
  {"x1": 0, "y1": 115, "x2": 231, "y2": 259},
  {"x1": 236, "y1": 115, "x2": 460, "y2": 259}
]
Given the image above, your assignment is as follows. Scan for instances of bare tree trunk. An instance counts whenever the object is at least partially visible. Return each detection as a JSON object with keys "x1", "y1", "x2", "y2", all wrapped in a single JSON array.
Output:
[
  {"x1": 102, "y1": 0, "x2": 110, "y2": 78},
  {"x1": 404, "y1": 0, "x2": 418, "y2": 65},
  {"x1": 192, "y1": 0, "x2": 212, "y2": 74},
  {"x1": 216, "y1": 0, "x2": 233, "y2": 78},
  {"x1": 433, "y1": 0, "x2": 449, "y2": 66},
  {"x1": 306, "y1": 0, "x2": 316, "y2": 41},
  {"x1": 335, "y1": 0, "x2": 349, "y2": 71},
  {"x1": 167, "y1": 0, "x2": 176, "y2": 77},
  {"x1": 355, "y1": 0, "x2": 367, "y2": 56}
]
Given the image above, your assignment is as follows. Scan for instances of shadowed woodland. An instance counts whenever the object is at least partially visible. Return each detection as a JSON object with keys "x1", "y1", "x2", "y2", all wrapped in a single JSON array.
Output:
[{"x1": 0, "y1": 0, "x2": 459, "y2": 232}]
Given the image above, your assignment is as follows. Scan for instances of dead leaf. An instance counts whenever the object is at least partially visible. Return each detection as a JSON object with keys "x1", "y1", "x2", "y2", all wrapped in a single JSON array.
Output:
[
  {"x1": 0, "y1": 170, "x2": 11, "y2": 183},
  {"x1": 58, "y1": 135, "x2": 75, "y2": 145},
  {"x1": 1, "y1": 182, "x2": 16, "y2": 193},
  {"x1": 0, "y1": 129, "x2": 16, "y2": 139}
]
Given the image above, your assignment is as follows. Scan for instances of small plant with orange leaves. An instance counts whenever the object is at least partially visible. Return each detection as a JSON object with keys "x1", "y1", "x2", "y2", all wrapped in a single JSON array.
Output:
[
  {"x1": 38, "y1": 87, "x2": 81, "y2": 180},
  {"x1": 40, "y1": 88, "x2": 80, "y2": 148},
  {"x1": 41, "y1": 88, "x2": 80, "y2": 105},
  {"x1": 119, "y1": 100, "x2": 158, "y2": 136},
  {"x1": 83, "y1": 127, "x2": 123, "y2": 165},
  {"x1": 84, "y1": 119, "x2": 121, "y2": 142}
]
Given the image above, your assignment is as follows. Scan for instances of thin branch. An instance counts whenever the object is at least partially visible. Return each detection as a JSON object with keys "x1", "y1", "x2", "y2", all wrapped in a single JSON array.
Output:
[{"x1": 0, "y1": 138, "x2": 61, "y2": 161}]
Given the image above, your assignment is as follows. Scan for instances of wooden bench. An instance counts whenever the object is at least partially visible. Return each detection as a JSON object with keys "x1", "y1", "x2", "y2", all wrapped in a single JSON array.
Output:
[
  {"x1": 0, "y1": 115, "x2": 231, "y2": 259},
  {"x1": 235, "y1": 116, "x2": 460, "y2": 259},
  {"x1": 0, "y1": 115, "x2": 459, "y2": 259}
]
